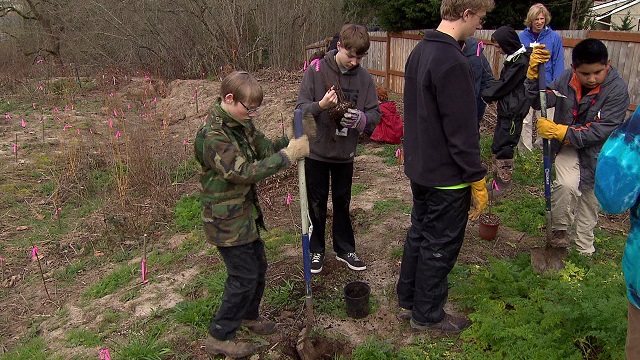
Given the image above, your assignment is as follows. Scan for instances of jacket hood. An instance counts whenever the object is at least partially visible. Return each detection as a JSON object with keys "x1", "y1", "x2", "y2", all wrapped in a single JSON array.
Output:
[
  {"x1": 492, "y1": 26, "x2": 522, "y2": 55},
  {"x1": 322, "y1": 49, "x2": 360, "y2": 75}
]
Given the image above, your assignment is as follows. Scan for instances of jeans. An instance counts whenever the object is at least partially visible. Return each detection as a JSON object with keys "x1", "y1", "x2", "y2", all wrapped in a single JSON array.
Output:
[
  {"x1": 397, "y1": 182, "x2": 471, "y2": 324},
  {"x1": 209, "y1": 239, "x2": 267, "y2": 340},
  {"x1": 305, "y1": 157, "x2": 355, "y2": 255}
]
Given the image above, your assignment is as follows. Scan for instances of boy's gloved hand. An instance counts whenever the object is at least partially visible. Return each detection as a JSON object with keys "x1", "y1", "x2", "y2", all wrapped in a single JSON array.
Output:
[
  {"x1": 340, "y1": 108, "x2": 367, "y2": 132},
  {"x1": 526, "y1": 44, "x2": 551, "y2": 80},
  {"x1": 282, "y1": 135, "x2": 309, "y2": 162},
  {"x1": 537, "y1": 117, "x2": 568, "y2": 141},
  {"x1": 468, "y1": 177, "x2": 488, "y2": 221}
]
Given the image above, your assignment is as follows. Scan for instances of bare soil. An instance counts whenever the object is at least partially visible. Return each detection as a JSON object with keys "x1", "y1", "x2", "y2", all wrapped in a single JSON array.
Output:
[{"x1": 0, "y1": 68, "x2": 626, "y2": 359}]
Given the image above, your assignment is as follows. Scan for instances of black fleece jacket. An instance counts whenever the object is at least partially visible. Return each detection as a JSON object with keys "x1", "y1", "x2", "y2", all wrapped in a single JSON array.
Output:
[{"x1": 403, "y1": 30, "x2": 486, "y2": 187}]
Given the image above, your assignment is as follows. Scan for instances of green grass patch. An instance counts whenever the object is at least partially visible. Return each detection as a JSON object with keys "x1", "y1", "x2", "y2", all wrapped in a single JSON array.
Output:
[
  {"x1": 491, "y1": 192, "x2": 545, "y2": 236},
  {"x1": 53, "y1": 260, "x2": 86, "y2": 282},
  {"x1": 352, "y1": 182, "x2": 368, "y2": 196},
  {"x1": 0, "y1": 337, "x2": 62, "y2": 360},
  {"x1": 377, "y1": 143, "x2": 403, "y2": 166},
  {"x1": 172, "y1": 157, "x2": 200, "y2": 184},
  {"x1": 372, "y1": 199, "x2": 411, "y2": 215},
  {"x1": 65, "y1": 328, "x2": 102, "y2": 347},
  {"x1": 174, "y1": 268, "x2": 227, "y2": 330},
  {"x1": 114, "y1": 326, "x2": 173, "y2": 360},
  {"x1": 264, "y1": 279, "x2": 298, "y2": 311},
  {"x1": 174, "y1": 194, "x2": 201, "y2": 232},
  {"x1": 480, "y1": 133, "x2": 493, "y2": 163},
  {"x1": 513, "y1": 149, "x2": 545, "y2": 187},
  {"x1": 82, "y1": 263, "x2": 137, "y2": 299}
]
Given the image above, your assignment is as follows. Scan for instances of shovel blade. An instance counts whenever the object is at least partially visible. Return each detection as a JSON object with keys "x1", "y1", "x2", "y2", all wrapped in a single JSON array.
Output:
[{"x1": 531, "y1": 245, "x2": 568, "y2": 273}]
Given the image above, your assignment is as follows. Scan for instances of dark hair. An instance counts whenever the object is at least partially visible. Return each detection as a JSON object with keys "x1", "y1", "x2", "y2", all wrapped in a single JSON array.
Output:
[{"x1": 572, "y1": 38, "x2": 608, "y2": 67}]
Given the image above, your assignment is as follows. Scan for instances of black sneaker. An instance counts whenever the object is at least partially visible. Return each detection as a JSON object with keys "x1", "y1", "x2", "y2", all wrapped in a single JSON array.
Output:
[
  {"x1": 310, "y1": 252, "x2": 324, "y2": 274},
  {"x1": 410, "y1": 313, "x2": 471, "y2": 333},
  {"x1": 336, "y1": 252, "x2": 366, "y2": 271}
]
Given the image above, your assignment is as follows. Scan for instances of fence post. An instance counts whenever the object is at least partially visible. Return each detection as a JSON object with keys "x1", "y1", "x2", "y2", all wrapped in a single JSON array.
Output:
[{"x1": 385, "y1": 32, "x2": 391, "y2": 89}]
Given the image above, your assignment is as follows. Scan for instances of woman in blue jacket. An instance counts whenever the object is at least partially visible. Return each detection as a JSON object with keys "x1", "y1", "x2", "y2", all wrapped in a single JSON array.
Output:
[{"x1": 518, "y1": 3, "x2": 564, "y2": 153}]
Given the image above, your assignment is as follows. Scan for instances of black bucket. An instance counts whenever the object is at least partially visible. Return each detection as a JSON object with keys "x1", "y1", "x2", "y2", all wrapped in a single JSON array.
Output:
[{"x1": 344, "y1": 281, "x2": 370, "y2": 319}]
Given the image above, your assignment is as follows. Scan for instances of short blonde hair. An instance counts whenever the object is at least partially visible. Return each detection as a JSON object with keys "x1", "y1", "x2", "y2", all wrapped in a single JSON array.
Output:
[
  {"x1": 220, "y1": 71, "x2": 263, "y2": 105},
  {"x1": 524, "y1": 3, "x2": 551, "y2": 28},
  {"x1": 441, "y1": 0, "x2": 495, "y2": 21}
]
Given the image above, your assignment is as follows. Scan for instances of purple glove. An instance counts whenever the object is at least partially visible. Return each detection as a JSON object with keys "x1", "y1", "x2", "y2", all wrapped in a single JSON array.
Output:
[{"x1": 340, "y1": 108, "x2": 367, "y2": 132}]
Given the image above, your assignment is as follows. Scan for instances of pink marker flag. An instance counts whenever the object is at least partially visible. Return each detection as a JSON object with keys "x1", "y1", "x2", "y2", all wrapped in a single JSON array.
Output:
[
  {"x1": 395, "y1": 148, "x2": 401, "y2": 158},
  {"x1": 113, "y1": 108, "x2": 118, "y2": 117},
  {"x1": 21, "y1": 118, "x2": 25, "y2": 127},
  {"x1": 13, "y1": 143, "x2": 17, "y2": 153},
  {"x1": 477, "y1": 41, "x2": 485, "y2": 56},
  {"x1": 0, "y1": 257, "x2": 4, "y2": 262},
  {"x1": 31, "y1": 247, "x2": 38, "y2": 260},
  {"x1": 53, "y1": 107, "x2": 58, "y2": 112},
  {"x1": 77, "y1": 129, "x2": 81, "y2": 135},
  {"x1": 99, "y1": 348, "x2": 111, "y2": 360},
  {"x1": 32, "y1": 103, "x2": 36, "y2": 109},
  {"x1": 183, "y1": 139, "x2": 188, "y2": 145},
  {"x1": 492, "y1": 179, "x2": 500, "y2": 191},
  {"x1": 109, "y1": 118, "x2": 113, "y2": 128},
  {"x1": 115, "y1": 130, "x2": 121, "y2": 138},
  {"x1": 4, "y1": 113, "x2": 10, "y2": 119},
  {"x1": 141, "y1": 259, "x2": 148, "y2": 283},
  {"x1": 286, "y1": 193, "x2": 292, "y2": 205}
]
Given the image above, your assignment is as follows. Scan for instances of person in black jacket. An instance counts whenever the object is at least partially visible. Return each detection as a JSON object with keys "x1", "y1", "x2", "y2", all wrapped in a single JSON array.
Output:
[
  {"x1": 397, "y1": 0, "x2": 492, "y2": 333},
  {"x1": 482, "y1": 26, "x2": 531, "y2": 195},
  {"x1": 464, "y1": 36, "x2": 494, "y2": 126}
]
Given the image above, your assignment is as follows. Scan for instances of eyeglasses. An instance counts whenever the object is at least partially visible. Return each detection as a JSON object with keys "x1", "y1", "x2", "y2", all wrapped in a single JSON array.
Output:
[
  {"x1": 239, "y1": 100, "x2": 259, "y2": 115},
  {"x1": 468, "y1": 10, "x2": 486, "y2": 25}
]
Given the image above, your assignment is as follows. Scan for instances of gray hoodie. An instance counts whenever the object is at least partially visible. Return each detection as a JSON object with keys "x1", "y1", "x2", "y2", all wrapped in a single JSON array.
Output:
[{"x1": 296, "y1": 50, "x2": 381, "y2": 163}]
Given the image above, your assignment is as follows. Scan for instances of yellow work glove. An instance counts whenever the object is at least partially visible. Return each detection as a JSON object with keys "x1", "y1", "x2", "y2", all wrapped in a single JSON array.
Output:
[
  {"x1": 537, "y1": 117, "x2": 568, "y2": 141},
  {"x1": 282, "y1": 135, "x2": 310, "y2": 162},
  {"x1": 526, "y1": 44, "x2": 551, "y2": 80},
  {"x1": 468, "y1": 177, "x2": 488, "y2": 221}
]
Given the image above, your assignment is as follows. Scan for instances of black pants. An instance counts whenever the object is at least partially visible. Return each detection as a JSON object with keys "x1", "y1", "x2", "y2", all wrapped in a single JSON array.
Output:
[
  {"x1": 305, "y1": 158, "x2": 355, "y2": 255},
  {"x1": 492, "y1": 114, "x2": 524, "y2": 159},
  {"x1": 397, "y1": 182, "x2": 471, "y2": 324},
  {"x1": 209, "y1": 239, "x2": 267, "y2": 340}
]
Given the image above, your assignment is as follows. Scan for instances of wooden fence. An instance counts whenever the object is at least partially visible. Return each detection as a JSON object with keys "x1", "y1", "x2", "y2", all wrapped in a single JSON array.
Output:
[{"x1": 305, "y1": 30, "x2": 640, "y2": 111}]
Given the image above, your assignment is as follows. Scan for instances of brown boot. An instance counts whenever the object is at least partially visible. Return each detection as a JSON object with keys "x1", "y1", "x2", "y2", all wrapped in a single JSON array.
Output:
[
  {"x1": 204, "y1": 336, "x2": 259, "y2": 358},
  {"x1": 241, "y1": 316, "x2": 276, "y2": 335},
  {"x1": 490, "y1": 159, "x2": 514, "y2": 197},
  {"x1": 549, "y1": 230, "x2": 570, "y2": 248}
]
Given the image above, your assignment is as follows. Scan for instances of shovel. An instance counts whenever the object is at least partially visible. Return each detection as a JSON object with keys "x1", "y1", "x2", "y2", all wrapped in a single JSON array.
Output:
[
  {"x1": 531, "y1": 63, "x2": 567, "y2": 273},
  {"x1": 292, "y1": 109, "x2": 316, "y2": 360}
]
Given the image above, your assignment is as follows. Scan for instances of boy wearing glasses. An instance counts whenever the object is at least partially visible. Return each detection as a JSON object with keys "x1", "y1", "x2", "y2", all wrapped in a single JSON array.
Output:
[
  {"x1": 398, "y1": 0, "x2": 493, "y2": 333},
  {"x1": 296, "y1": 23, "x2": 381, "y2": 274},
  {"x1": 195, "y1": 71, "x2": 309, "y2": 358}
]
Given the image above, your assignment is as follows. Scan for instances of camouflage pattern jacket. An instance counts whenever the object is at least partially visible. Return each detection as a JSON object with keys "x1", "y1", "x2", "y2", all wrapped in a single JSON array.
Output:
[{"x1": 194, "y1": 102, "x2": 290, "y2": 247}]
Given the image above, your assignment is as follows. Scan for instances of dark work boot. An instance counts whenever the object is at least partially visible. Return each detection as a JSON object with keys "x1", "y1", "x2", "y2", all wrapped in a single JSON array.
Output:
[
  {"x1": 410, "y1": 313, "x2": 471, "y2": 334},
  {"x1": 491, "y1": 158, "x2": 514, "y2": 197},
  {"x1": 549, "y1": 229, "x2": 570, "y2": 248},
  {"x1": 204, "y1": 336, "x2": 259, "y2": 358},
  {"x1": 241, "y1": 316, "x2": 276, "y2": 335}
]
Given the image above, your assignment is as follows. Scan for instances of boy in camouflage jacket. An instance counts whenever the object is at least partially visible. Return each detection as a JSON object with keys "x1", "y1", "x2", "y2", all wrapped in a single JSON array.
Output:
[{"x1": 195, "y1": 71, "x2": 309, "y2": 358}]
